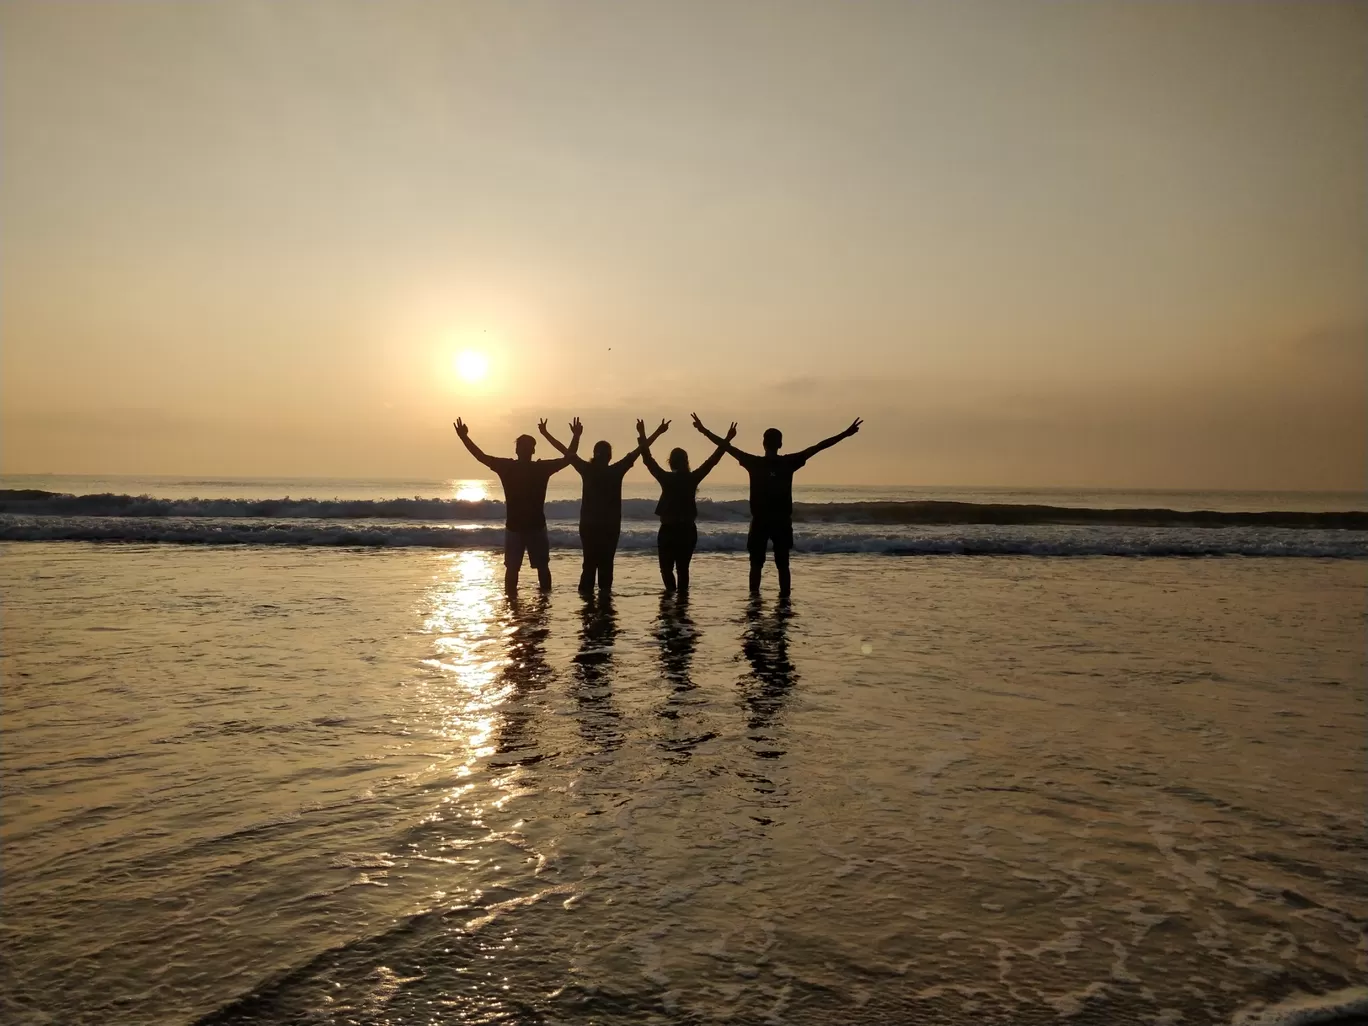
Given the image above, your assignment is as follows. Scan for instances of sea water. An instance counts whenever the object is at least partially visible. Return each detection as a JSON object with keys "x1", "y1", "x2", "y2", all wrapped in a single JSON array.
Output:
[
  {"x1": 2, "y1": 473, "x2": 1363, "y2": 511},
  {"x1": 1, "y1": 531, "x2": 1364, "y2": 1025},
  {"x1": 1, "y1": 476, "x2": 1365, "y2": 558}
]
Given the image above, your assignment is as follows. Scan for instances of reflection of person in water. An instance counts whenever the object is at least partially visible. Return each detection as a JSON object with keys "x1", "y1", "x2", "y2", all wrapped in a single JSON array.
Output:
[
  {"x1": 492, "y1": 595, "x2": 553, "y2": 764},
  {"x1": 654, "y1": 596, "x2": 717, "y2": 760},
  {"x1": 637, "y1": 418, "x2": 734, "y2": 596},
  {"x1": 736, "y1": 598, "x2": 799, "y2": 819},
  {"x1": 692, "y1": 414, "x2": 862, "y2": 597},
  {"x1": 540, "y1": 420, "x2": 668, "y2": 595},
  {"x1": 453, "y1": 417, "x2": 581, "y2": 595},
  {"x1": 570, "y1": 599, "x2": 622, "y2": 754},
  {"x1": 656, "y1": 596, "x2": 698, "y2": 692},
  {"x1": 739, "y1": 598, "x2": 799, "y2": 745}
]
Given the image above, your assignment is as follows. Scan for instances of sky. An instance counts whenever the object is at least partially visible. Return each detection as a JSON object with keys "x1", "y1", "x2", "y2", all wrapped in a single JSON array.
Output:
[{"x1": 2, "y1": 0, "x2": 1364, "y2": 491}]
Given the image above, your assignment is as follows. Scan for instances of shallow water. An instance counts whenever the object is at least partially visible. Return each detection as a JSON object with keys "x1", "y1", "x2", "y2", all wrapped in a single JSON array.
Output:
[{"x1": 2, "y1": 544, "x2": 1364, "y2": 1025}]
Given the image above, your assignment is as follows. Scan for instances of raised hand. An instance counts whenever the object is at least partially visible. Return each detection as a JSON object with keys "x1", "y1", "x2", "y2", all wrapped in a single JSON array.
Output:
[
  {"x1": 725, "y1": 422, "x2": 738, "y2": 442},
  {"x1": 653, "y1": 418, "x2": 670, "y2": 438},
  {"x1": 453, "y1": 418, "x2": 469, "y2": 438},
  {"x1": 691, "y1": 412, "x2": 707, "y2": 434},
  {"x1": 569, "y1": 416, "x2": 583, "y2": 436},
  {"x1": 635, "y1": 418, "x2": 647, "y2": 438},
  {"x1": 846, "y1": 417, "x2": 864, "y2": 436},
  {"x1": 537, "y1": 418, "x2": 552, "y2": 436}
]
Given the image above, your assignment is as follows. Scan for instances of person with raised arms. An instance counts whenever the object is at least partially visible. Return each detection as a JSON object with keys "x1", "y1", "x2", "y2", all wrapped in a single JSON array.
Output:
[
  {"x1": 453, "y1": 416, "x2": 581, "y2": 595},
  {"x1": 539, "y1": 419, "x2": 669, "y2": 596},
  {"x1": 637, "y1": 417, "x2": 735, "y2": 596},
  {"x1": 691, "y1": 414, "x2": 863, "y2": 597}
]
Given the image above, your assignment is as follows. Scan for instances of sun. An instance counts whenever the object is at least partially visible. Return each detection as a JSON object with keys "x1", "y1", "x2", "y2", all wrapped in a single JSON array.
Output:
[{"x1": 454, "y1": 350, "x2": 489, "y2": 383}]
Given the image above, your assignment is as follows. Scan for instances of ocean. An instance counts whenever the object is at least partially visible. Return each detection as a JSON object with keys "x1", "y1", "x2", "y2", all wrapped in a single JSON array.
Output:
[
  {"x1": 1, "y1": 475, "x2": 1365, "y2": 1025},
  {"x1": 1, "y1": 475, "x2": 1364, "y2": 557}
]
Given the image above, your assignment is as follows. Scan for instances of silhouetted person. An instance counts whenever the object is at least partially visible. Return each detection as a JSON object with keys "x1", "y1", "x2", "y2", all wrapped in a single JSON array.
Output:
[
  {"x1": 692, "y1": 414, "x2": 862, "y2": 596},
  {"x1": 637, "y1": 417, "x2": 734, "y2": 595},
  {"x1": 541, "y1": 420, "x2": 667, "y2": 595},
  {"x1": 454, "y1": 416, "x2": 581, "y2": 594}
]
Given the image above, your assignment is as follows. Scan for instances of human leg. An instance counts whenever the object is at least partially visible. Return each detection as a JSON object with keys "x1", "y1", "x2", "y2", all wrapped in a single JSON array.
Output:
[
  {"x1": 746, "y1": 520, "x2": 768, "y2": 593},
  {"x1": 775, "y1": 549, "x2": 791, "y2": 596},
  {"x1": 524, "y1": 527, "x2": 552, "y2": 593},
  {"x1": 657, "y1": 524, "x2": 679, "y2": 592},
  {"x1": 774, "y1": 522, "x2": 794, "y2": 596},
  {"x1": 578, "y1": 526, "x2": 597, "y2": 593},
  {"x1": 748, "y1": 551, "x2": 766, "y2": 593},
  {"x1": 598, "y1": 527, "x2": 620, "y2": 593},
  {"x1": 579, "y1": 523, "x2": 618, "y2": 593},
  {"x1": 677, "y1": 524, "x2": 697, "y2": 594},
  {"x1": 504, "y1": 529, "x2": 527, "y2": 594}
]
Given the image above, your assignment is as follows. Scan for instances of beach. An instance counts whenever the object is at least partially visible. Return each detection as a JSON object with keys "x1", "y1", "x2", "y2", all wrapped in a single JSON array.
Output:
[
  {"x1": 3, "y1": 529, "x2": 1364, "y2": 1025},
  {"x1": 7, "y1": 1, "x2": 1365, "y2": 1021}
]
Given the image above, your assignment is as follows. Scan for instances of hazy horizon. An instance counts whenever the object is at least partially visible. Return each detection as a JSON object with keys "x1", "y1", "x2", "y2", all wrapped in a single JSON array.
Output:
[{"x1": 3, "y1": 0, "x2": 1364, "y2": 491}]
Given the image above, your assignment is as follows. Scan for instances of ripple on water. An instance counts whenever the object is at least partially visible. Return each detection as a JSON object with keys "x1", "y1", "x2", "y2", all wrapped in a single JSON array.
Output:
[{"x1": 0, "y1": 545, "x2": 1363, "y2": 1026}]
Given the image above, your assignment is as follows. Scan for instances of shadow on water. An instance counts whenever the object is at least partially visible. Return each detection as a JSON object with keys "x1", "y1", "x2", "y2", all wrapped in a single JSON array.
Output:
[
  {"x1": 570, "y1": 596, "x2": 622, "y2": 755},
  {"x1": 491, "y1": 594, "x2": 553, "y2": 766},
  {"x1": 654, "y1": 594, "x2": 716, "y2": 760},
  {"x1": 737, "y1": 597, "x2": 799, "y2": 818}
]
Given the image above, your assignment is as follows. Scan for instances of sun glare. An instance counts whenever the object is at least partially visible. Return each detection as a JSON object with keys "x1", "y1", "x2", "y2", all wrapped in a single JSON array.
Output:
[
  {"x1": 453, "y1": 479, "x2": 488, "y2": 503},
  {"x1": 455, "y1": 350, "x2": 489, "y2": 383}
]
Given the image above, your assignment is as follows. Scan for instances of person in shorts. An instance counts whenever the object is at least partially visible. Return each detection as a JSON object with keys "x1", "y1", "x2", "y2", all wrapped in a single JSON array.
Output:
[
  {"x1": 691, "y1": 413, "x2": 862, "y2": 597},
  {"x1": 454, "y1": 416, "x2": 581, "y2": 594}
]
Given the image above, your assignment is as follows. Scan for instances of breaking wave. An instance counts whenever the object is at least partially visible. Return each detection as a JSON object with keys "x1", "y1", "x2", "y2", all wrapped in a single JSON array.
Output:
[
  {"x1": 2, "y1": 489, "x2": 1364, "y2": 529},
  {"x1": 2, "y1": 515, "x2": 1365, "y2": 558}
]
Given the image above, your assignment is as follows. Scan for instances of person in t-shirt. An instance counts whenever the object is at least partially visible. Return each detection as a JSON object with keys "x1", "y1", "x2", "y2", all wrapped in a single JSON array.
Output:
[
  {"x1": 637, "y1": 417, "x2": 734, "y2": 596},
  {"x1": 692, "y1": 413, "x2": 862, "y2": 596},
  {"x1": 454, "y1": 416, "x2": 581, "y2": 594},
  {"x1": 539, "y1": 419, "x2": 668, "y2": 595}
]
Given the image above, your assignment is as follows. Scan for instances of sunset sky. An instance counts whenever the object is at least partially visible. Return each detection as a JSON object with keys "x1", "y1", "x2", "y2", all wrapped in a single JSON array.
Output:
[{"x1": 2, "y1": 0, "x2": 1364, "y2": 490}]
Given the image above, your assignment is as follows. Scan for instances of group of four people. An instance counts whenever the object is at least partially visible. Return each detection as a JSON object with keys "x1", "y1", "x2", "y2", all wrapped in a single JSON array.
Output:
[{"x1": 453, "y1": 414, "x2": 862, "y2": 598}]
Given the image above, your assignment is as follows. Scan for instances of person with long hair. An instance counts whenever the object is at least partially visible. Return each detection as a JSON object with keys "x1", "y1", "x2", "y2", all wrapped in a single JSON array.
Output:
[{"x1": 637, "y1": 417, "x2": 734, "y2": 596}]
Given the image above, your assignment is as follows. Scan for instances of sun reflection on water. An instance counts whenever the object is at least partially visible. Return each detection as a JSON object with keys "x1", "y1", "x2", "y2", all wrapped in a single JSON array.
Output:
[
  {"x1": 411, "y1": 552, "x2": 562, "y2": 926},
  {"x1": 422, "y1": 552, "x2": 508, "y2": 766}
]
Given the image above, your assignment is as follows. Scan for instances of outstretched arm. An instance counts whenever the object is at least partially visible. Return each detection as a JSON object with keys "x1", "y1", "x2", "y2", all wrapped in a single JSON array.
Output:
[
  {"x1": 691, "y1": 412, "x2": 752, "y2": 462},
  {"x1": 693, "y1": 422, "x2": 738, "y2": 483},
  {"x1": 635, "y1": 419, "x2": 667, "y2": 481},
  {"x1": 453, "y1": 418, "x2": 497, "y2": 469},
  {"x1": 618, "y1": 418, "x2": 668, "y2": 471},
  {"x1": 793, "y1": 417, "x2": 863, "y2": 461},
  {"x1": 539, "y1": 417, "x2": 585, "y2": 470}
]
